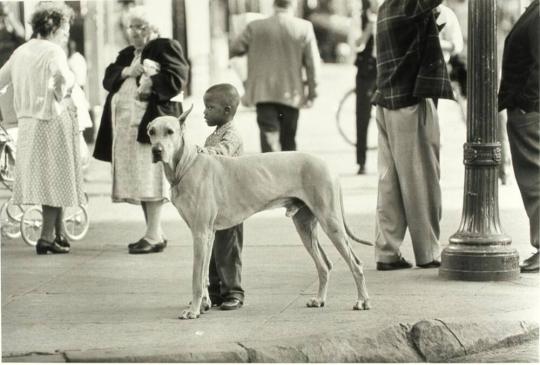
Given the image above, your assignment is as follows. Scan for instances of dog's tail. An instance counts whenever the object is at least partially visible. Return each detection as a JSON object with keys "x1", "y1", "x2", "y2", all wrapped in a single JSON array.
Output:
[{"x1": 338, "y1": 182, "x2": 374, "y2": 247}]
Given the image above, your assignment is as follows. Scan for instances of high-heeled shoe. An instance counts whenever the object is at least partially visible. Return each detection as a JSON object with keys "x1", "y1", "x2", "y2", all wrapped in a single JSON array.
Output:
[
  {"x1": 55, "y1": 235, "x2": 71, "y2": 248},
  {"x1": 36, "y1": 238, "x2": 70, "y2": 255}
]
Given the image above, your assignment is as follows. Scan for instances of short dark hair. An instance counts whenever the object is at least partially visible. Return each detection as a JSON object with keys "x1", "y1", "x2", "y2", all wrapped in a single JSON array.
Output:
[
  {"x1": 31, "y1": 2, "x2": 74, "y2": 38},
  {"x1": 204, "y1": 83, "x2": 241, "y2": 115}
]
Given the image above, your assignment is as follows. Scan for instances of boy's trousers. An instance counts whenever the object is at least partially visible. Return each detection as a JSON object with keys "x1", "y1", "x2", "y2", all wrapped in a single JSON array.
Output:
[
  {"x1": 506, "y1": 109, "x2": 540, "y2": 249},
  {"x1": 374, "y1": 98, "x2": 442, "y2": 265},
  {"x1": 209, "y1": 224, "x2": 244, "y2": 302}
]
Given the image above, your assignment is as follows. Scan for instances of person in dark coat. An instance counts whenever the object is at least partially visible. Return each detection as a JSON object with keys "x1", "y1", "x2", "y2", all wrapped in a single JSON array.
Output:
[
  {"x1": 498, "y1": 0, "x2": 539, "y2": 273},
  {"x1": 93, "y1": 6, "x2": 189, "y2": 254}
]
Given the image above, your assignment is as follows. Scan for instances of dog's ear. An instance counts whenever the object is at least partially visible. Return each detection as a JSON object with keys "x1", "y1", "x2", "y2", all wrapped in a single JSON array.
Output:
[{"x1": 178, "y1": 104, "x2": 194, "y2": 125}]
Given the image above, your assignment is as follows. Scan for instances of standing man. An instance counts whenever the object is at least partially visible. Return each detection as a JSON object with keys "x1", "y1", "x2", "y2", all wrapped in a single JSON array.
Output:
[
  {"x1": 498, "y1": 0, "x2": 539, "y2": 273},
  {"x1": 353, "y1": 0, "x2": 378, "y2": 174},
  {"x1": 229, "y1": 0, "x2": 320, "y2": 152},
  {"x1": 372, "y1": 0, "x2": 454, "y2": 270}
]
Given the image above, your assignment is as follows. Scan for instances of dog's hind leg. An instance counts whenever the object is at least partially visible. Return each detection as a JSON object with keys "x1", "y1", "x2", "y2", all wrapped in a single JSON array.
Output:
[
  {"x1": 318, "y1": 216, "x2": 371, "y2": 310},
  {"x1": 293, "y1": 206, "x2": 333, "y2": 308}
]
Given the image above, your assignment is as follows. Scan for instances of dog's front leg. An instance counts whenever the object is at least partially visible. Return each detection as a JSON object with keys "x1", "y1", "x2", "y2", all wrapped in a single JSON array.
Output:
[{"x1": 180, "y1": 231, "x2": 213, "y2": 320}]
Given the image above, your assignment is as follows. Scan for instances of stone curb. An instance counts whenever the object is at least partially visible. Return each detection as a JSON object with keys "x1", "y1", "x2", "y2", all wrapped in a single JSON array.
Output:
[{"x1": 3, "y1": 319, "x2": 538, "y2": 363}]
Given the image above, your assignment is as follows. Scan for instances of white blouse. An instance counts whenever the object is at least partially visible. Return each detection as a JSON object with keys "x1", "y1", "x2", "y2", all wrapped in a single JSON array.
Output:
[{"x1": 0, "y1": 38, "x2": 74, "y2": 120}]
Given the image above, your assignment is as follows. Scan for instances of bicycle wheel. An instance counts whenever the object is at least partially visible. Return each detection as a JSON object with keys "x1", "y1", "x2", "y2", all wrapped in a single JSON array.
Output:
[
  {"x1": 0, "y1": 143, "x2": 16, "y2": 190},
  {"x1": 0, "y1": 200, "x2": 21, "y2": 239},
  {"x1": 20, "y1": 205, "x2": 43, "y2": 246},
  {"x1": 335, "y1": 88, "x2": 357, "y2": 146},
  {"x1": 63, "y1": 205, "x2": 89, "y2": 241}
]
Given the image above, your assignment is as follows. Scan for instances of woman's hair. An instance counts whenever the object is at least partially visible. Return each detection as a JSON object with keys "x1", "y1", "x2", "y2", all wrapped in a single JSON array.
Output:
[
  {"x1": 30, "y1": 2, "x2": 74, "y2": 38},
  {"x1": 127, "y1": 6, "x2": 160, "y2": 35}
]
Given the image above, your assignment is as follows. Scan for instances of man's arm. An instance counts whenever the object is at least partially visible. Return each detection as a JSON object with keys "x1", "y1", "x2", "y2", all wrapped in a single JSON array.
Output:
[
  {"x1": 229, "y1": 23, "x2": 252, "y2": 58},
  {"x1": 302, "y1": 24, "x2": 321, "y2": 104},
  {"x1": 404, "y1": 0, "x2": 443, "y2": 19}
]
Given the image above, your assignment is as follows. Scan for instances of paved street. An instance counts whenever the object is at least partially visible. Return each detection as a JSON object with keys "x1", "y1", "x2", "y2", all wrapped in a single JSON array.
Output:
[{"x1": 1, "y1": 64, "x2": 539, "y2": 362}]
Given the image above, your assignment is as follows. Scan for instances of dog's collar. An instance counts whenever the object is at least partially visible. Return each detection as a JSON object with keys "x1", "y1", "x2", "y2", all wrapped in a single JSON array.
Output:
[{"x1": 170, "y1": 138, "x2": 199, "y2": 188}]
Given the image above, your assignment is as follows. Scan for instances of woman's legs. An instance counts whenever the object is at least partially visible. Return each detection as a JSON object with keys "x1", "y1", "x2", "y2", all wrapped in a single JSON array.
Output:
[
  {"x1": 142, "y1": 201, "x2": 164, "y2": 243},
  {"x1": 41, "y1": 205, "x2": 61, "y2": 242}
]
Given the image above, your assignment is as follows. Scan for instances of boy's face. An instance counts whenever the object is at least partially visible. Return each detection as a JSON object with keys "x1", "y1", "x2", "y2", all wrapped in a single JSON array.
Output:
[{"x1": 203, "y1": 94, "x2": 230, "y2": 127}]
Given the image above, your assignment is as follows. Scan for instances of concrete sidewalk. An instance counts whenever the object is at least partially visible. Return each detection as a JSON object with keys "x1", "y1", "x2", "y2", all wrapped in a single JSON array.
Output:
[{"x1": 1, "y1": 64, "x2": 539, "y2": 362}]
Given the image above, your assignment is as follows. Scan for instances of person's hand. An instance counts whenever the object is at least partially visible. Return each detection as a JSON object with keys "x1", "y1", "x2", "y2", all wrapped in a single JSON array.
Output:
[
  {"x1": 137, "y1": 76, "x2": 153, "y2": 101},
  {"x1": 123, "y1": 63, "x2": 144, "y2": 78},
  {"x1": 303, "y1": 91, "x2": 317, "y2": 108}
]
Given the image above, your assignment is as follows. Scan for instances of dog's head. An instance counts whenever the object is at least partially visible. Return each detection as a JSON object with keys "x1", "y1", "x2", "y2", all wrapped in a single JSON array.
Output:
[{"x1": 147, "y1": 104, "x2": 193, "y2": 164}]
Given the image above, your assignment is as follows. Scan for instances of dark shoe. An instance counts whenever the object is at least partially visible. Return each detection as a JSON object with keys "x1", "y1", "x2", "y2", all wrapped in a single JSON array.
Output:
[
  {"x1": 520, "y1": 252, "x2": 539, "y2": 273},
  {"x1": 128, "y1": 238, "x2": 167, "y2": 250},
  {"x1": 36, "y1": 238, "x2": 70, "y2": 255},
  {"x1": 357, "y1": 165, "x2": 366, "y2": 175},
  {"x1": 220, "y1": 298, "x2": 243, "y2": 311},
  {"x1": 376, "y1": 257, "x2": 412, "y2": 271},
  {"x1": 128, "y1": 239, "x2": 155, "y2": 254},
  {"x1": 417, "y1": 260, "x2": 441, "y2": 268},
  {"x1": 55, "y1": 235, "x2": 71, "y2": 248},
  {"x1": 152, "y1": 239, "x2": 167, "y2": 252}
]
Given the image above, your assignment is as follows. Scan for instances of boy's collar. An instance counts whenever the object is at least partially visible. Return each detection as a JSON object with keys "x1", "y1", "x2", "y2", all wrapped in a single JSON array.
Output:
[{"x1": 214, "y1": 120, "x2": 233, "y2": 131}]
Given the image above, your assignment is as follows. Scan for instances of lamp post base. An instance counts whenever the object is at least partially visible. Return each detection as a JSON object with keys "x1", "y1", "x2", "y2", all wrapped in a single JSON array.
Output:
[{"x1": 439, "y1": 244, "x2": 520, "y2": 281}]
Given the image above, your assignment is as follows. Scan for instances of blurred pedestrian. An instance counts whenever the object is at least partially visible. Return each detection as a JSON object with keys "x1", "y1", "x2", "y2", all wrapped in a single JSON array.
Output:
[
  {"x1": 0, "y1": 2, "x2": 25, "y2": 67},
  {"x1": 93, "y1": 6, "x2": 189, "y2": 254},
  {"x1": 353, "y1": 0, "x2": 378, "y2": 174},
  {"x1": 0, "y1": 2, "x2": 84, "y2": 255},
  {"x1": 498, "y1": 0, "x2": 539, "y2": 273},
  {"x1": 67, "y1": 39, "x2": 87, "y2": 90},
  {"x1": 200, "y1": 84, "x2": 245, "y2": 311},
  {"x1": 229, "y1": 0, "x2": 320, "y2": 153},
  {"x1": 372, "y1": 0, "x2": 454, "y2": 270}
]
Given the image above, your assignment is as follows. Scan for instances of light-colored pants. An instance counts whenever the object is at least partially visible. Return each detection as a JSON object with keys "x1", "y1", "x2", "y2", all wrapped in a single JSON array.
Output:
[{"x1": 374, "y1": 99, "x2": 442, "y2": 265}]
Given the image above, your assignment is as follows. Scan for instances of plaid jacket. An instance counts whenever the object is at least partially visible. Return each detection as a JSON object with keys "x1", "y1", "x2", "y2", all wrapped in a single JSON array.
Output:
[
  {"x1": 372, "y1": 0, "x2": 454, "y2": 109},
  {"x1": 203, "y1": 121, "x2": 244, "y2": 157}
]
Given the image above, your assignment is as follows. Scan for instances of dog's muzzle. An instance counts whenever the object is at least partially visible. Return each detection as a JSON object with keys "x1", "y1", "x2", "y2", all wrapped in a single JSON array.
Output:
[{"x1": 151, "y1": 145, "x2": 163, "y2": 163}]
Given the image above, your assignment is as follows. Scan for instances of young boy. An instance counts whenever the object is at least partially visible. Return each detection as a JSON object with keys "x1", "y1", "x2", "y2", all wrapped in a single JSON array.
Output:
[{"x1": 200, "y1": 83, "x2": 245, "y2": 310}]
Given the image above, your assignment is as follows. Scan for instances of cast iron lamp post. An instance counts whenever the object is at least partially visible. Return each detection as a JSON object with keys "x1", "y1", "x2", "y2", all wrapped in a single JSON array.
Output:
[{"x1": 439, "y1": 0, "x2": 520, "y2": 280}]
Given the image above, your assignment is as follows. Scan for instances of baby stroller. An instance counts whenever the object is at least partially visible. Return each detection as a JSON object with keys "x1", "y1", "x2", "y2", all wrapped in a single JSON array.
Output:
[{"x1": 0, "y1": 124, "x2": 90, "y2": 246}]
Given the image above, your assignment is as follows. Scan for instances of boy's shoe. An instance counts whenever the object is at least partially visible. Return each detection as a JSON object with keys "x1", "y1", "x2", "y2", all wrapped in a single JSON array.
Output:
[{"x1": 220, "y1": 298, "x2": 243, "y2": 310}]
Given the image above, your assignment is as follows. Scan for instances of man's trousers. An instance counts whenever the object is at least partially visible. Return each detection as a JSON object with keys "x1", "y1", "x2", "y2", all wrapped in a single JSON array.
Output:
[
  {"x1": 507, "y1": 109, "x2": 540, "y2": 249},
  {"x1": 374, "y1": 99, "x2": 442, "y2": 265},
  {"x1": 256, "y1": 102, "x2": 299, "y2": 152}
]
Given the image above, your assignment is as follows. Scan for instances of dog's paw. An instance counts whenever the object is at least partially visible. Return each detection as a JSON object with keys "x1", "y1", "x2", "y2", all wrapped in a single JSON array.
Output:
[
  {"x1": 306, "y1": 298, "x2": 325, "y2": 308},
  {"x1": 179, "y1": 309, "x2": 200, "y2": 320},
  {"x1": 353, "y1": 299, "x2": 371, "y2": 311}
]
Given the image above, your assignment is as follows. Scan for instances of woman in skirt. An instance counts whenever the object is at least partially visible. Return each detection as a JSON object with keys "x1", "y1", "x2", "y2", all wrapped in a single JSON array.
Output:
[
  {"x1": 0, "y1": 2, "x2": 84, "y2": 254},
  {"x1": 93, "y1": 6, "x2": 189, "y2": 254}
]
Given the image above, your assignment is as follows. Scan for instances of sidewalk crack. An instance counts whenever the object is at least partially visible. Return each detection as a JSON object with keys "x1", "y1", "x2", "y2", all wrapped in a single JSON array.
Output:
[{"x1": 435, "y1": 318, "x2": 468, "y2": 355}]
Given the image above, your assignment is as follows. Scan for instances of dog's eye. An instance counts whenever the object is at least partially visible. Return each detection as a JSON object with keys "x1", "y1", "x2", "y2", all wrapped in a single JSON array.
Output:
[
  {"x1": 166, "y1": 129, "x2": 174, "y2": 135},
  {"x1": 148, "y1": 128, "x2": 155, "y2": 136}
]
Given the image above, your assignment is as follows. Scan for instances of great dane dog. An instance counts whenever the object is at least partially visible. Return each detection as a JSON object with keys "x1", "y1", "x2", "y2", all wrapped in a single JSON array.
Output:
[{"x1": 147, "y1": 106, "x2": 372, "y2": 319}]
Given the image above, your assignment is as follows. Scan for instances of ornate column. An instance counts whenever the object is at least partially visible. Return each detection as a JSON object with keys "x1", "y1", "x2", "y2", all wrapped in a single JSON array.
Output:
[{"x1": 439, "y1": 0, "x2": 519, "y2": 280}]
